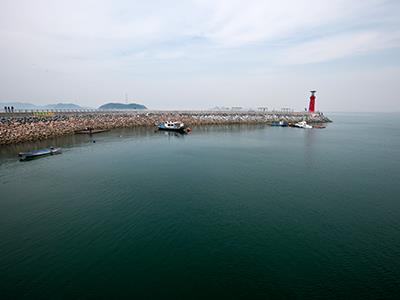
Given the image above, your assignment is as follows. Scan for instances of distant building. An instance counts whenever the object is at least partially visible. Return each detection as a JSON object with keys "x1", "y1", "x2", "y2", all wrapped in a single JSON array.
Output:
[{"x1": 211, "y1": 106, "x2": 230, "y2": 111}]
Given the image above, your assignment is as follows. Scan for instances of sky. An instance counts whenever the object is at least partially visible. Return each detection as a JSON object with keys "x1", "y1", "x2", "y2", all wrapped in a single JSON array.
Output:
[{"x1": 0, "y1": 0, "x2": 399, "y2": 111}]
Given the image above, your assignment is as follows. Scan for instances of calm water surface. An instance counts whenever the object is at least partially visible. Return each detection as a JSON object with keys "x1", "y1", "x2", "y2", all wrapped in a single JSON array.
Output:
[{"x1": 1, "y1": 113, "x2": 400, "y2": 299}]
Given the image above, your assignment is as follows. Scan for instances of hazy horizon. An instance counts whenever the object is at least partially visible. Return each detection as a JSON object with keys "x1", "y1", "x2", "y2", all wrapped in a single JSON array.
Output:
[
  {"x1": 1, "y1": 101, "x2": 400, "y2": 113},
  {"x1": 1, "y1": 0, "x2": 399, "y2": 112}
]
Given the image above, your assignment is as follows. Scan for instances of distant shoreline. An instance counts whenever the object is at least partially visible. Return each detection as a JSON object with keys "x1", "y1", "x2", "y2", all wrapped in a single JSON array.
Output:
[{"x1": 0, "y1": 110, "x2": 331, "y2": 145}]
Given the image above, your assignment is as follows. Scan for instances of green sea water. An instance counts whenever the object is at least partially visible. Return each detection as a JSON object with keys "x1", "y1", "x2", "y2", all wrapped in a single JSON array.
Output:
[{"x1": 1, "y1": 113, "x2": 400, "y2": 299}]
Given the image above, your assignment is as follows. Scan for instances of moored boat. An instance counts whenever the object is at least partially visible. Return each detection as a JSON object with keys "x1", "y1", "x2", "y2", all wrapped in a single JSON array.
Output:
[
  {"x1": 313, "y1": 124, "x2": 326, "y2": 129},
  {"x1": 294, "y1": 120, "x2": 313, "y2": 129},
  {"x1": 157, "y1": 121, "x2": 186, "y2": 132},
  {"x1": 19, "y1": 147, "x2": 62, "y2": 161},
  {"x1": 74, "y1": 128, "x2": 109, "y2": 134}
]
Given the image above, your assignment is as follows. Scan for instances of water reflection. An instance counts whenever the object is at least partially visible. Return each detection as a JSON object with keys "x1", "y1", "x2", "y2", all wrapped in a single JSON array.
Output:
[
  {"x1": 0, "y1": 124, "x2": 271, "y2": 162},
  {"x1": 302, "y1": 125, "x2": 330, "y2": 168},
  {"x1": 0, "y1": 134, "x2": 90, "y2": 159},
  {"x1": 304, "y1": 129, "x2": 316, "y2": 168},
  {"x1": 192, "y1": 124, "x2": 267, "y2": 134},
  {"x1": 0, "y1": 126, "x2": 156, "y2": 160},
  {"x1": 158, "y1": 131, "x2": 186, "y2": 138}
]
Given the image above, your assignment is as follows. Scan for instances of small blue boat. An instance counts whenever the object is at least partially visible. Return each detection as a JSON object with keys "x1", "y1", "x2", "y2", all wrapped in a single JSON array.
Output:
[{"x1": 19, "y1": 147, "x2": 62, "y2": 161}]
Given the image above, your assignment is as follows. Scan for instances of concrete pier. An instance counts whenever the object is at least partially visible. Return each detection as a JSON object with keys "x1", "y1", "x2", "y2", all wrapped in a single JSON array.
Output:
[{"x1": 0, "y1": 110, "x2": 331, "y2": 145}]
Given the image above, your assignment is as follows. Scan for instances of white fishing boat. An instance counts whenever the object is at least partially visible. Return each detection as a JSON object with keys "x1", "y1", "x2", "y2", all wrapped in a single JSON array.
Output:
[
  {"x1": 157, "y1": 121, "x2": 185, "y2": 132},
  {"x1": 294, "y1": 120, "x2": 313, "y2": 129}
]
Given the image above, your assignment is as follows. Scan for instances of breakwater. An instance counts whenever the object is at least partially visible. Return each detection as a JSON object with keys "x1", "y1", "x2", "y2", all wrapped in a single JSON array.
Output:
[{"x1": 0, "y1": 110, "x2": 331, "y2": 145}]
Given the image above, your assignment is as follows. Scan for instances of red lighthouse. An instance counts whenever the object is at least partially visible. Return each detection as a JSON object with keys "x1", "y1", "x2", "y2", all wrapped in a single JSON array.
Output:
[{"x1": 308, "y1": 91, "x2": 316, "y2": 112}]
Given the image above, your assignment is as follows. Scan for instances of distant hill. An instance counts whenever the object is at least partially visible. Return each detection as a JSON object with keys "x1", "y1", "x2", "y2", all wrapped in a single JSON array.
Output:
[
  {"x1": 1, "y1": 102, "x2": 38, "y2": 109},
  {"x1": 0, "y1": 102, "x2": 84, "y2": 110},
  {"x1": 44, "y1": 103, "x2": 82, "y2": 109},
  {"x1": 98, "y1": 103, "x2": 147, "y2": 110}
]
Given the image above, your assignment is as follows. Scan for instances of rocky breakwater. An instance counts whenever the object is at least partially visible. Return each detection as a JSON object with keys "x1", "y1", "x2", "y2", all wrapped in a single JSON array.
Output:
[
  {"x1": 0, "y1": 111, "x2": 331, "y2": 145},
  {"x1": 188, "y1": 111, "x2": 330, "y2": 125}
]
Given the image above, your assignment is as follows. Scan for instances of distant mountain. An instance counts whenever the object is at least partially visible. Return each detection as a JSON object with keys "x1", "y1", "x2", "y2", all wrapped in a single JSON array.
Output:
[
  {"x1": 0, "y1": 102, "x2": 38, "y2": 109},
  {"x1": 0, "y1": 102, "x2": 84, "y2": 110},
  {"x1": 98, "y1": 103, "x2": 147, "y2": 110},
  {"x1": 44, "y1": 103, "x2": 82, "y2": 109}
]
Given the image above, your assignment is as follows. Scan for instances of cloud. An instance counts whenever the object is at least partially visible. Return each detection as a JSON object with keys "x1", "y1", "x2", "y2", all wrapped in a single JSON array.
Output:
[
  {"x1": 0, "y1": 0, "x2": 399, "y2": 109},
  {"x1": 1, "y1": 0, "x2": 398, "y2": 63},
  {"x1": 196, "y1": 0, "x2": 394, "y2": 47},
  {"x1": 278, "y1": 30, "x2": 400, "y2": 65}
]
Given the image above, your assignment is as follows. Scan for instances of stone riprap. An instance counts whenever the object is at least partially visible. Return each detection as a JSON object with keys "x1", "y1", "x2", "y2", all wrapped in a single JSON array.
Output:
[{"x1": 0, "y1": 111, "x2": 331, "y2": 145}]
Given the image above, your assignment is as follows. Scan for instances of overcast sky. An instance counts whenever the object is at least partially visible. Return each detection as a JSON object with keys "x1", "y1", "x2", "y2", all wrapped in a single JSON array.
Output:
[{"x1": 1, "y1": 0, "x2": 399, "y2": 111}]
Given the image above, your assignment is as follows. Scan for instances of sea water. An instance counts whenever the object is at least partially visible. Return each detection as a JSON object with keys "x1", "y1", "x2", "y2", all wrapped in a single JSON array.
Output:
[{"x1": 1, "y1": 113, "x2": 399, "y2": 299}]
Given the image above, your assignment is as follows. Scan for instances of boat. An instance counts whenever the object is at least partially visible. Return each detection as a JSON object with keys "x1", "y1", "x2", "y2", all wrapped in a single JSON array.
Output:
[
  {"x1": 19, "y1": 147, "x2": 62, "y2": 161},
  {"x1": 75, "y1": 128, "x2": 109, "y2": 134},
  {"x1": 294, "y1": 120, "x2": 313, "y2": 129},
  {"x1": 313, "y1": 124, "x2": 326, "y2": 129},
  {"x1": 157, "y1": 121, "x2": 186, "y2": 132},
  {"x1": 271, "y1": 121, "x2": 288, "y2": 127}
]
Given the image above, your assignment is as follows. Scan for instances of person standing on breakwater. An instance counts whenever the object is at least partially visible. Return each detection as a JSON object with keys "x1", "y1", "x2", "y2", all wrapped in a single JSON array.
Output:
[
  {"x1": 4, "y1": 106, "x2": 6, "y2": 113},
  {"x1": 11, "y1": 106, "x2": 14, "y2": 113}
]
